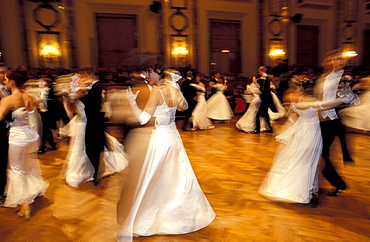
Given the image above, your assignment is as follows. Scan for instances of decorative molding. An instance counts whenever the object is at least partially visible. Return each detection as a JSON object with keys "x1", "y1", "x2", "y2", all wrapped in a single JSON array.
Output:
[
  {"x1": 192, "y1": 0, "x2": 199, "y2": 69},
  {"x1": 19, "y1": 0, "x2": 31, "y2": 67},
  {"x1": 86, "y1": 2, "x2": 143, "y2": 14},
  {"x1": 170, "y1": 9, "x2": 189, "y2": 35},
  {"x1": 221, "y1": 0, "x2": 252, "y2": 2},
  {"x1": 33, "y1": 2, "x2": 60, "y2": 31},
  {"x1": 66, "y1": 0, "x2": 78, "y2": 68},
  {"x1": 207, "y1": 10, "x2": 247, "y2": 21},
  {"x1": 296, "y1": 0, "x2": 333, "y2": 10}
]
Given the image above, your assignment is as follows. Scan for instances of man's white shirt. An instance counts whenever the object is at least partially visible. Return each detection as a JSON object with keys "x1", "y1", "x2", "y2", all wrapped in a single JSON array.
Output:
[{"x1": 321, "y1": 69, "x2": 344, "y2": 120}]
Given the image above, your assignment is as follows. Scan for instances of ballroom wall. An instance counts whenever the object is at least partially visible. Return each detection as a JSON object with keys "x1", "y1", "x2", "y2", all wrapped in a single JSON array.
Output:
[{"x1": 0, "y1": 0, "x2": 370, "y2": 76}]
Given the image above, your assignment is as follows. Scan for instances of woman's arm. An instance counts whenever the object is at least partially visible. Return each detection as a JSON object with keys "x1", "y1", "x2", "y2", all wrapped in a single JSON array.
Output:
[
  {"x1": 127, "y1": 87, "x2": 160, "y2": 125},
  {"x1": 190, "y1": 83, "x2": 206, "y2": 92},
  {"x1": 294, "y1": 94, "x2": 355, "y2": 110},
  {"x1": 177, "y1": 90, "x2": 188, "y2": 111}
]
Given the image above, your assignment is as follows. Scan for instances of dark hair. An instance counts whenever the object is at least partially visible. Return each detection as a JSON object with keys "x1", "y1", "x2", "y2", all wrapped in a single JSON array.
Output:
[{"x1": 6, "y1": 65, "x2": 29, "y2": 88}]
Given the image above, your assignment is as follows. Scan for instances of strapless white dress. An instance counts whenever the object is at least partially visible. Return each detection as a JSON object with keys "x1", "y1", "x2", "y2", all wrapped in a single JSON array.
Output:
[
  {"x1": 4, "y1": 108, "x2": 48, "y2": 207},
  {"x1": 207, "y1": 83, "x2": 234, "y2": 120}
]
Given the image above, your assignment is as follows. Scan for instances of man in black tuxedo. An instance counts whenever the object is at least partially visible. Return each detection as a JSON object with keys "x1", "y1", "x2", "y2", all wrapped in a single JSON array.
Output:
[
  {"x1": 207, "y1": 72, "x2": 222, "y2": 99},
  {"x1": 79, "y1": 74, "x2": 107, "y2": 186},
  {"x1": 37, "y1": 77, "x2": 58, "y2": 154},
  {"x1": 181, "y1": 71, "x2": 197, "y2": 131},
  {"x1": 314, "y1": 49, "x2": 356, "y2": 197},
  {"x1": 0, "y1": 63, "x2": 9, "y2": 203},
  {"x1": 255, "y1": 66, "x2": 277, "y2": 133}
]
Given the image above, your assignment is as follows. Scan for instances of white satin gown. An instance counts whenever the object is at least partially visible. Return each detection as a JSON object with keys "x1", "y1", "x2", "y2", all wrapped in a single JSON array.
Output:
[
  {"x1": 236, "y1": 83, "x2": 261, "y2": 132},
  {"x1": 116, "y1": 90, "x2": 215, "y2": 241},
  {"x1": 63, "y1": 100, "x2": 128, "y2": 188},
  {"x1": 259, "y1": 103, "x2": 322, "y2": 203},
  {"x1": 4, "y1": 108, "x2": 48, "y2": 207},
  {"x1": 190, "y1": 84, "x2": 214, "y2": 129},
  {"x1": 207, "y1": 83, "x2": 234, "y2": 120}
]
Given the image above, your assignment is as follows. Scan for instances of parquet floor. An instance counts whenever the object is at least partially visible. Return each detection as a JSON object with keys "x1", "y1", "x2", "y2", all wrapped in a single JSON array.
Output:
[{"x1": 1, "y1": 116, "x2": 370, "y2": 242}]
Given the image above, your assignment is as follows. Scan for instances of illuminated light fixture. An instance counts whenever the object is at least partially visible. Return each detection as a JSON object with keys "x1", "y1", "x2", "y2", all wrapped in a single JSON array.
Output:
[
  {"x1": 40, "y1": 45, "x2": 60, "y2": 58},
  {"x1": 343, "y1": 51, "x2": 358, "y2": 57},
  {"x1": 221, "y1": 49, "x2": 230, "y2": 53},
  {"x1": 210, "y1": 62, "x2": 216, "y2": 65},
  {"x1": 172, "y1": 46, "x2": 188, "y2": 55},
  {"x1": 269, "y1": 49, "x2": 285, "y2": 56}
]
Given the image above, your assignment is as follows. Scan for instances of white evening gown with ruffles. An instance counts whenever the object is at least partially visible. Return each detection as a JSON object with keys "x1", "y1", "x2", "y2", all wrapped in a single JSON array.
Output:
[
  {"x1": 4, "y1": 108, "x2": 49, "y2": 207},
  {"x1": 259, "y1": 103, "x2": 322, "y2": 203},
  {"x1": 116, "y1": 93, "x2": 215, "y2": 242},
  {"x1": 63, "y1": 100, "x2": 128, "y2": 188},
  {"x1": 207, "y1": 83, "x2": 234, "y2": 120}
]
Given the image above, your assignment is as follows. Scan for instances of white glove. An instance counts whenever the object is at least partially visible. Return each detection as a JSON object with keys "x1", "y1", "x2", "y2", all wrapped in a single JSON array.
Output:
[
  {"x1": 126, "y1": 86, "x2": 140, "y2": 104},
  {"x1": 339, "y1": 91, "x2": 358, "y2": 104},
  {"x1": 126, "y1": 87, "x2": 151, "y2": 125}
]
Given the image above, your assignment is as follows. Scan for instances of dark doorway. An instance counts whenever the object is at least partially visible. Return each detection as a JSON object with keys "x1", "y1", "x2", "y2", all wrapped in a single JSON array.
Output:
[
  {"x1": 296, "y1": 25, "x2": 319, "y2": 66},
  {"x1": 363, "y1": 29, "x2": 370, "y2": 66},
  {"x1": 209, "y1": 19, "x2": 241, "y2": 76},
  {"x1": 96, "y1": 14, "x2": 137, "y2": 68}
]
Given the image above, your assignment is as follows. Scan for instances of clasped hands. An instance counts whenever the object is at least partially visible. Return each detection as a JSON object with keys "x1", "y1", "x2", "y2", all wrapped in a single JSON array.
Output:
[{"x1": 339, "y1": 90, "x2": 357, "y2": 104}]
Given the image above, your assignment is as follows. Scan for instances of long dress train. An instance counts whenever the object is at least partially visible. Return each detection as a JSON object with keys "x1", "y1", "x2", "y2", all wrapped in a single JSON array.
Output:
[
  {"x1": 4, "y1": 108, "x2": 48, "y2": 207},
  {"x1": 63, "y1": 100, "x2": 128, "y2": 188},
  {"x1": 259, "y1": 103, "x2": 322, "y2": 203},
  {"x1": 116, "y1": 90, "x2": 215, "y2": 242}
]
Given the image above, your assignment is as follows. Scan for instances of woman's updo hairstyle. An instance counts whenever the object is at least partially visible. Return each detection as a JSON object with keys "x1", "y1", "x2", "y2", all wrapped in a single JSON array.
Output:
[{"x1": 6, "y1": 65, "x2": 29, "y2": 88}]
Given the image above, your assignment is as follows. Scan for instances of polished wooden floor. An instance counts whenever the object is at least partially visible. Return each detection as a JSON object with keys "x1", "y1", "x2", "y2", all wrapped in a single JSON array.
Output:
[{"x1": 1, "y1": 116, "x2": 370, "y2": 242}]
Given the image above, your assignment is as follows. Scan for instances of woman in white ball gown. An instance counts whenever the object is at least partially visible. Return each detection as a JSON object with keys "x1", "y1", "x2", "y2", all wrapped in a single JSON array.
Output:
[
  {"x1": 189, "y1": 74, "x2": 214, "y2": 130},
  {"x1": 62, "y1": 74, "x2": 128, "y2": 188},
  {"x1": 206, "y1": 78, "x2": 233, "y2": 122},
  {"x1": 259, "y1": 79, "x2": 357, "y2": 205},
  {"x1": 0, "y1": 66, "x2": 48, "y2": 219},
  {"x1": 236, "y1": 76, "x2": 261, "y2": 133},
  {"x1": 116, "y1": 70, "x2": 215, "y2": 242}
]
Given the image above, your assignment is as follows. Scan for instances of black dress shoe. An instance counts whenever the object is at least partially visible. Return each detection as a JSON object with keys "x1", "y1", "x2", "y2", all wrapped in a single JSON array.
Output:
[
  {"x1": 344, "y1": 159, "x2": 354, "y2": 164},
  {"x1": 0, "y1": 195, "x2": 5, "y2": 206},
  {"x1": 309, "y1": 194, "x2": 319, "y2": 208},
  {"x1": 38, "y1": 148, "x2": 47, "y2": 154},
  {"x1": 327, "y1": 188, "x2": 343, "y2": 197},
  {"x1": 93, "y1": 179, "x2": 101, "y2": 186}
]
